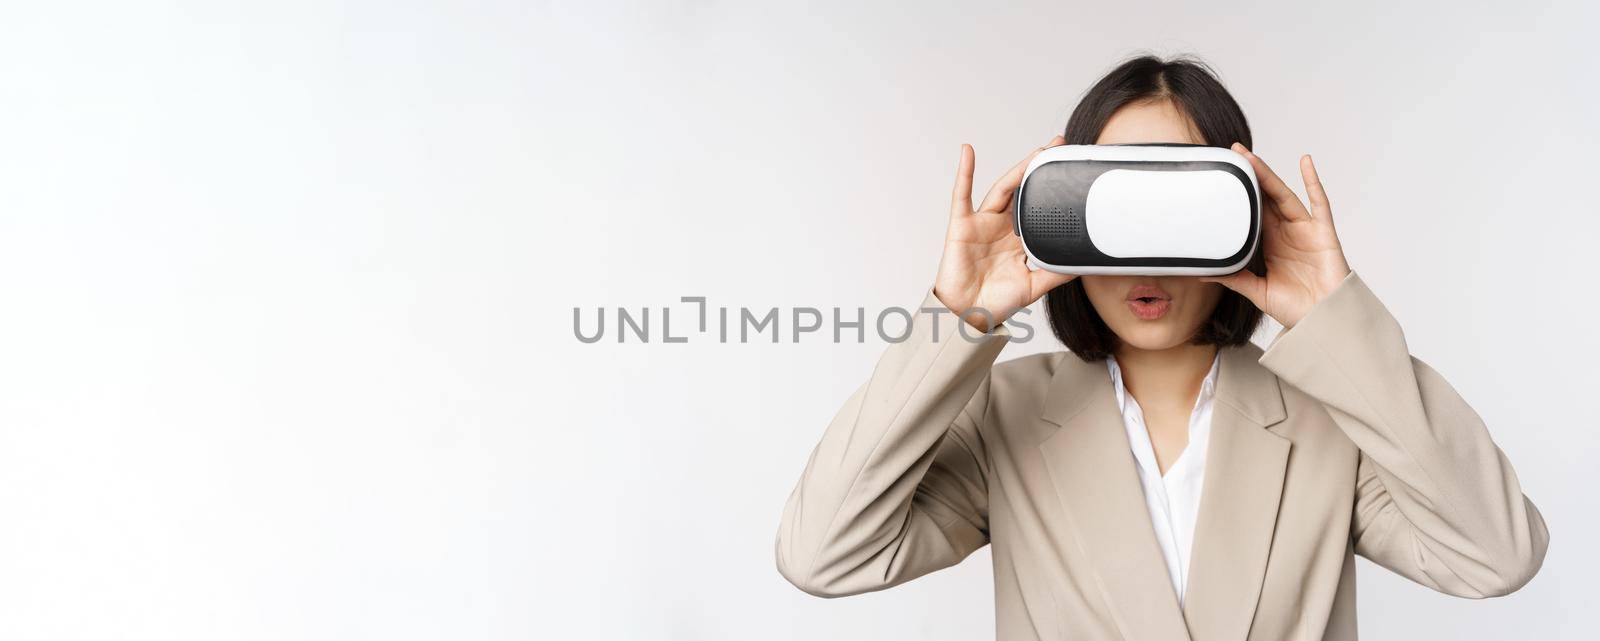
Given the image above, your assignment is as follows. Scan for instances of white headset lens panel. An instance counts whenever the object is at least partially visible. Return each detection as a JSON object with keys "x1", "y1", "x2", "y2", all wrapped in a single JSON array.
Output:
[{"x1": 1083, "y1": 169, "x2": 1250, "y2": 259}]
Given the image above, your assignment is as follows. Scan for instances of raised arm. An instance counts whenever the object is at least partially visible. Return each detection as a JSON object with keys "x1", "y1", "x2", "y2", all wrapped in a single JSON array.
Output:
[
  {"x1": 1258, "y1": 270, "x2": 1549, "y2": 597},
  {"x1": 1204, "y1": 147, "x2": 1548, "y2": 597},
  {"x1": 777, "y1": 137, "x2": 1075, "y2": 597},
  {"x1": 774, "y1": 292, "x2": 1004, "y2": 597}
]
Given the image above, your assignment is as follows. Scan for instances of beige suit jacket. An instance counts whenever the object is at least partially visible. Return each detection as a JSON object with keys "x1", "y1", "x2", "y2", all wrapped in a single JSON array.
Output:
[{"x1": 774, "y1": 270, "x2": 1549, "y2": 641}]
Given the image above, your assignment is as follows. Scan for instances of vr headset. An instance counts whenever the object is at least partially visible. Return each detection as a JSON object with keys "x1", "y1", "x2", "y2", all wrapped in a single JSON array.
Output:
[{"x1": 1014, "y1": 143, "x2": 1265, "y2": 276}]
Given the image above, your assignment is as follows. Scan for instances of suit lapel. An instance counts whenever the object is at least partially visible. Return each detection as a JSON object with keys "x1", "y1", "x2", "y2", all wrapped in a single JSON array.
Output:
[
  {"x1": 1036, "y1": 343, "x2": 1290, "y2": 641},
  {"x1": 1038, "y1": 355, "x2": 1192, "y2": 641},
  {"x1": 1182, "y1": 342, "x2": 1290, "y2": 641}
]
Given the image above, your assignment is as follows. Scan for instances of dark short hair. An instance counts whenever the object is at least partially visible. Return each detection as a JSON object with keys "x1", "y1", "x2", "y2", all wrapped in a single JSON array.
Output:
[{"x1": 1044, "y1": 54, "x2": 1265, "y2": 361}]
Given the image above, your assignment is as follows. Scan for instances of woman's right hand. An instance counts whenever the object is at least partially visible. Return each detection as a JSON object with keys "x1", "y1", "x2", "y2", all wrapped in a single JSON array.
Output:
[{"x1": 934, "y1": 136, "x2": 1077, "y2": 332}]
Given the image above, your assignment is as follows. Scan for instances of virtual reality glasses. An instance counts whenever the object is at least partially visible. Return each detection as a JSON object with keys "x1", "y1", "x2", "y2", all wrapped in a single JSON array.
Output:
[{"x1": 1014, "y1": 143, "x2": 1265, "y2": 276}]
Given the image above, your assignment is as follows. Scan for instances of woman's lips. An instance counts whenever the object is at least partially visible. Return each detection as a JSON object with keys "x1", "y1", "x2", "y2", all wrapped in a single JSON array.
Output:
[
  {"x1": 1127, "y1": 298, "x2": 1171, "y2": 320},
  {"x1": 1126, "y1": 284, "x2": 1172, "y2": 321}
]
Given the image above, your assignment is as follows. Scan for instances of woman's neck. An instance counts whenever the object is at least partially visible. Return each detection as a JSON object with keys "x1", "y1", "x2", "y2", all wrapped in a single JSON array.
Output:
[{"x1": 1113, "y1": 342, "x2": 1219, "y2": 409}]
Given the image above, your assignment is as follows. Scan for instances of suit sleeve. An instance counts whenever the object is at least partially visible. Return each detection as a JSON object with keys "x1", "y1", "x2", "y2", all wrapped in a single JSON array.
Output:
[
  {"x1": 1258, "y1": 270, "x2": 1550, "y2": 598},
  {"x1": 774, "y1": 290, "x2": 1006, "y2": 598}
]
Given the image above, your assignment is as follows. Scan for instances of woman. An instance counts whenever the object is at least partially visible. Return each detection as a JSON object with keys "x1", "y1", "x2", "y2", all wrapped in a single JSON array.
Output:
[{"x1": 774, "y1": 56, "x2": 1549, "y2": 641}]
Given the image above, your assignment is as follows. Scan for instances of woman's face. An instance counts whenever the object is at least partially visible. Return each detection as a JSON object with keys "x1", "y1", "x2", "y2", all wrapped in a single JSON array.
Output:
[{"x1": 1079, "y1": 99, "x2": 1226, "y2": 353}]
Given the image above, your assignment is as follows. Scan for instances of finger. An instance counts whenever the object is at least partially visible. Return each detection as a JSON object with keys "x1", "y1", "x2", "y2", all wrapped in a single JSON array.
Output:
[
  {"x1": 1028, "y1": 268, "x2": 1077, "y2": 302},
  {"x1": 1232, "y1": 143, "x2": 1311, "y2": 223},
  {"x1": 977, "y1": 135, "x2": 1062, "y2": 213},
  {"x1": 978, "y1": 135, "x2": 1066, "y2": 213},
  {"x1": 1198, "y1": 269, "x2": 1266, "y2": 310},
  {"x1": 1260, "y1": 198, "x2": 1284, "y2": 236},
  {"x1": 951, "y1": 143, "x2": 975, "y2": 219},
  {"x1": 1300, "y1": 154, "x2": 1334, "y2": 227}
]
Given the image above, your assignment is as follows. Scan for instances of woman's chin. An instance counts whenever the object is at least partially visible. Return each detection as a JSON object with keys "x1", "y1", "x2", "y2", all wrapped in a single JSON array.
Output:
[{"x1": 1111, "y1": 323, "x2": 1193, "y2": 352}]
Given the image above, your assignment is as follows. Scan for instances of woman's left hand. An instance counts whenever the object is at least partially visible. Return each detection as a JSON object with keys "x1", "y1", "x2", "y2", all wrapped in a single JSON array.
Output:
[{"x1": 1200, "y1": 143, "x2": 1353, "y2": 330}]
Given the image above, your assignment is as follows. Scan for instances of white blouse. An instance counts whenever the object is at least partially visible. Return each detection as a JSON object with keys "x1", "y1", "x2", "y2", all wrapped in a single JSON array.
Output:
[{"x1": 1105, "y1": 351, "x2": 1221, "y2": 608}]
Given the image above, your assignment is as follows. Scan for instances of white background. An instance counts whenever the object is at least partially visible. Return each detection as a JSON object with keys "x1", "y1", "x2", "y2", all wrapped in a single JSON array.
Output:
[{"x1": 2, "y1": 1, "x2": 1596, "y2": 639}]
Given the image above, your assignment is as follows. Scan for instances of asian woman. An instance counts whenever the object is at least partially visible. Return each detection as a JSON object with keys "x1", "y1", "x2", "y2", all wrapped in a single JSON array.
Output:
[{"x1": 774, "y1": 55, "x2": 1548, "y2": 641}]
